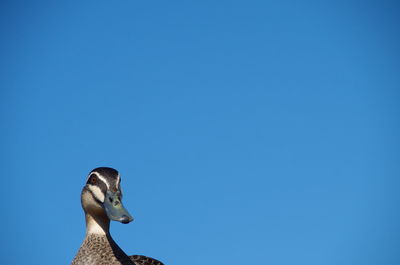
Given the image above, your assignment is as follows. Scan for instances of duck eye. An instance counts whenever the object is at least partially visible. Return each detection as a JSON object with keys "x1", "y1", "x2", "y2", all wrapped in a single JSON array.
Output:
[{"x1": 89, "y1": 175, "x2": 97, "y2": 185}]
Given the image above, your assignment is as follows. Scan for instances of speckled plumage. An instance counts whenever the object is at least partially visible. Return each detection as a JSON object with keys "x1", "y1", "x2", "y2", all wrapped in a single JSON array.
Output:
[
  {"x1": 72, "y1": 234, "x2": 163, "y2": 265},
  {"x1": 71, "y1": 167, "x2": 164, "y2": 265},
  {"x1": 72, "y1": 234, "x2": 131, "y2": 265},
  {"x1": 129, "y1": 255, "x2": 164, "y2": 265}
]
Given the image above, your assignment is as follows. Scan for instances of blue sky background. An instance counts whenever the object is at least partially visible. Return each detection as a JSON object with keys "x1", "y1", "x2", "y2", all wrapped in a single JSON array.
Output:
[{"x1": 1, "y1": 1, "x2": 400, "y2": 265}]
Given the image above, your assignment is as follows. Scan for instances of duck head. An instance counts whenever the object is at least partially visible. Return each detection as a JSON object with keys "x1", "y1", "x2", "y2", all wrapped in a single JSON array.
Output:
[{"x1": 81, "y1": 167, "x2": 133, "y2": 229}]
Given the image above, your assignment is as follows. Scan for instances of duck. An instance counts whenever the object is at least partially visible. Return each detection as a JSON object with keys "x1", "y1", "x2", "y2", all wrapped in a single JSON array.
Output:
[{"x1": 71, "y1": 167, "x2": 164, "y2": 265}]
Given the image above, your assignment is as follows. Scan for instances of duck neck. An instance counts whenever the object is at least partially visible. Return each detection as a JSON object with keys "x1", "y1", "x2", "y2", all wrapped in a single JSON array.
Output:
[{"x1": 85, "y1": 213, "x2": 111, "y2": 236}]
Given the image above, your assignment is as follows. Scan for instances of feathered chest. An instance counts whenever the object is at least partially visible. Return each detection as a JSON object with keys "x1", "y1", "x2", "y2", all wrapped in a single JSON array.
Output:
[{"x1": 71, "y1": 234, "x2": 133, "y2": 265}]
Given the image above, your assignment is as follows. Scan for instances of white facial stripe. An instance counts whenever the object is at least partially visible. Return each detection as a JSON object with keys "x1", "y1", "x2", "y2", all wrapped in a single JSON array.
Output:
[
  {"x1": 89, "y1": 172, "x2": 110, "y2": 189},
  {"x1": 88, "y1": 185, "x2": 105, "y2": 203},
  {"x1": 116, "y1": 173, "x2": 121, "y2": 190}
]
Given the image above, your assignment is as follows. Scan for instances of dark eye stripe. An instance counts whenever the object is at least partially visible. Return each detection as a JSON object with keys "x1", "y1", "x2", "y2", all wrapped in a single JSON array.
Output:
[
  {"x1": 86, "y1": 174, "x2": 96, "y2": 185},
  {"x1": 87, "y1": 173, "x2": 108, "y2": 194}
]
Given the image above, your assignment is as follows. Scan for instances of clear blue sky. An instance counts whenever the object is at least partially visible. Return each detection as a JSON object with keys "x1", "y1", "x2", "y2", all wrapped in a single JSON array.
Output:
[{"x1": 1, "y1": 1, "x2": 399, "y2": 265}]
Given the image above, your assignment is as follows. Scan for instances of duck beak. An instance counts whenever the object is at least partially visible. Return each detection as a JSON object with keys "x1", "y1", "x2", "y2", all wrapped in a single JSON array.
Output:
[{"x1": 103, "y1": 190, "x2": 134, "y2": 224}]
